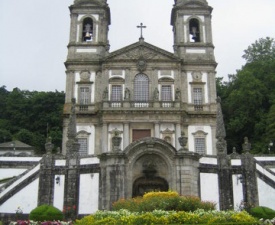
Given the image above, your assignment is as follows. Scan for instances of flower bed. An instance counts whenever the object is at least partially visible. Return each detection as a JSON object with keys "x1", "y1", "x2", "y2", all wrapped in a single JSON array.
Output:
[
  {"x1": 74, "y1": 209, "x2": 258, "y2": 225},
  {"x1": 9, "y1": 220, "x2": 72, "y2": 225}
]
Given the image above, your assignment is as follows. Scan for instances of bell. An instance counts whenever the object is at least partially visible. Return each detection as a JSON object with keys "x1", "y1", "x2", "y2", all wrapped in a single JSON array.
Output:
[
  {"x1": 191, "y1": 27, "x2": 197, "y2": 38},
  {"x1": 85, "y1": 32, "x2": 91, "y2": 38}
]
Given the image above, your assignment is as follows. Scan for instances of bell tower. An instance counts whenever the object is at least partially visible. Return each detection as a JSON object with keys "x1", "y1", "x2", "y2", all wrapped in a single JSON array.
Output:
[
  {"x1": 171, "y1": 0, "x2": 215, "y2": 62},
  {"x1": 66, "y1": 0, "x2": 110, "y2": 62}
]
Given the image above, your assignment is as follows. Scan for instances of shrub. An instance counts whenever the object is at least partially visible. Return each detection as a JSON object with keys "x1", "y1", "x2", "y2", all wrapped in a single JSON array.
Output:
[
  {"x1": 112, "y1": 191, "x2": 216, "y2": 212},
  {"x1": 29, "y1": 205, "x2": 63, "y2": 221},
  {"x1": 249, "y1": 206, "x2": 275, "y2": 219}
]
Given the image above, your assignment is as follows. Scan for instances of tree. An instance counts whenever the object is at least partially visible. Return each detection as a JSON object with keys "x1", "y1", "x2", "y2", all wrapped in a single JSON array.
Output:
[
  {"x1": 218, "y1": 37, "x2": 275, "y2": 154},
  {"x1": 242, "y1": 37, "x2": 275, "y2": 63}
]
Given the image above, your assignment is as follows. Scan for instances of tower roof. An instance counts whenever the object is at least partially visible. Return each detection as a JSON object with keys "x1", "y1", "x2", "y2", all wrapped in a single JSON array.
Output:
[
  {"x1": 175, "y1": 0, "x2": 208, "y2": 6},
  {"x1": 74, "y1": 0, "x2": 107, "y2": 6}
]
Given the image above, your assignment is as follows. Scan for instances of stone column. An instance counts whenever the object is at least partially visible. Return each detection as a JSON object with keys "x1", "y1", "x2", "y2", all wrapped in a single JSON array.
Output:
[
  {"x1": 102, "y1": 123, "x2": 108, "y2": 152},
  {"x1": 123, "y1": 123, "x2": 129, "y2": 149},
  {"x1": 99, "y1": 153, "x2": 126, "y2": 210},
  {"x1": 154, "y1": 123, "x2": 160, "y2": 138},
  {"x1": 241, "y1": 137, "x2": 259, "y2": 209},
  {"x1": 175, "y1": 123, "x2": 181, "y2": 149}
]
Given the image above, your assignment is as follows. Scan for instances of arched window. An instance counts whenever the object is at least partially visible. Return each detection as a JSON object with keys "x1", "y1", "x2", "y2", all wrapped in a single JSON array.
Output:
[
  {"x1": 82, "y1": 17, "x2": 93, "y2": 42},
  {"x1": 134, "y1": 74, "x2": 149, "y2": 102},
  {"x1": 189, "y1": 18, "x2": 200, "y2": 42}
]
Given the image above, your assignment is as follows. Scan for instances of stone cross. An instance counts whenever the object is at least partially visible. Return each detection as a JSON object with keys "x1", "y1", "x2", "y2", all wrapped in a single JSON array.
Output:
[{"x1": 137, "y1": 23, "x2": 146, "y2": 38}]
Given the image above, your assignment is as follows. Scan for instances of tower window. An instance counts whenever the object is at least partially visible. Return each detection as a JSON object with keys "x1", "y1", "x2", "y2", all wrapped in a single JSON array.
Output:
[
  {"x1": 79, "y1": 87, "x2": 90, "y2": 105},
  {"x1": 82, "y1": 18, "x2": 93, "y2": 42},
  {"x1": 193, "y1": 88, "x2": 203, "y2": 105},
  {"x1": 189, "y1": 18, "x2": 200, "y2": 42}
]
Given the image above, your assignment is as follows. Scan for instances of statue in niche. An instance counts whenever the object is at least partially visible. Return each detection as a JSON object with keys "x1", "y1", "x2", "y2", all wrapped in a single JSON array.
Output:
[
  {"x1": 175, "y1": 88, "x2": 181, "y2": 100},
  {"x1": 102, "y1": 87, "x2": 108, "y2": 100},
  {"x1": 124, "y1": 88, "x2": 130, "y2": 100},
  {"x1": 153, "y1": 88, "x2": 159, "y2": 100}
]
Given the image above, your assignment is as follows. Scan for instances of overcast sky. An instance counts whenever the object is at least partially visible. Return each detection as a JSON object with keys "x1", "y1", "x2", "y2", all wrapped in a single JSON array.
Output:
[{"x1": 1, "y1": 0, "x2": 275, "y2": 92}]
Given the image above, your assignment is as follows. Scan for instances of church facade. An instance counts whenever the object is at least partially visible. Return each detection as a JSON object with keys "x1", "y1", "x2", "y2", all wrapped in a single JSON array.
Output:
[
  {"x1": 62, "y1": 0, "x2": 217, "y2": 210},
  {"x1": 0, "y1": 0, "x2": 275, "y2": 221}
]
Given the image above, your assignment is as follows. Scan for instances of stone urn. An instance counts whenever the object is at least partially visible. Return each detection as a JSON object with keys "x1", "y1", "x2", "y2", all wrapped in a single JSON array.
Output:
[
  {"x1": 178, "y1": 131, "x2": 188, "y2": 152},
  {"x1": 112, "y1": 131, "x2": 122, "y2": 151}
]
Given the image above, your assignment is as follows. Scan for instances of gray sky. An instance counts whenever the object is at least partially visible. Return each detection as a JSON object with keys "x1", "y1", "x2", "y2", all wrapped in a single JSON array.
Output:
[{"x1": 1, "y1": 0, "x2": 275, "y2": 92}]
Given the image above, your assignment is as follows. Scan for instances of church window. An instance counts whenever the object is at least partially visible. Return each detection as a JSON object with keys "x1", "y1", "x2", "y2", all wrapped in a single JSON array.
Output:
[
  {"x1": 161, "y1": 85, "x2": 172, "y2": 107},
  {"x1": 78, "y1": 138, "x2": 88, "y2": 156},
  {"x1": 82, "y1": 18, "x2": 93, "y2": 42},
  {"x1": 111, "y1": 85, "x2": 122, "y2": 107},
  {"x1": 189, "y1": 18, "x2": 200, "y2": 42},
  {"x1": 195, "y1": 137, "x2": 206, "y2": 155},
  {"x1": 134, "y1": 74, "x2": 149, "y2": 107}
]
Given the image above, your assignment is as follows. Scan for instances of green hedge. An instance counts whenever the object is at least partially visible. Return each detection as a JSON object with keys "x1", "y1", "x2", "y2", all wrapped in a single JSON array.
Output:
[
  {"x1": 112, "y1": 191, "x2": 216, "y2": 212},
  {"x1": 249, "y1": 206, "x2": 275, "y2": 219},
  {"x1": 29, "y1": 205, "x2": 63, "y2": 221},
  {"x1": 74, "y1": 209, "x2": 258, "y2": 225}
]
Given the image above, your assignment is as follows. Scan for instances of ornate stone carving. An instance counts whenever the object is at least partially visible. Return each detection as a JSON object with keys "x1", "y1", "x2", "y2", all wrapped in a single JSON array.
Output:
[{"x1": 80, "y1": 71, "x2": 90, "y2": 81}]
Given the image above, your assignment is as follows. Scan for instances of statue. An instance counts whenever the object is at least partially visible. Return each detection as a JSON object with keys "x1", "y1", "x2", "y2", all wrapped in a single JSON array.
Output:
[
  {"x1": 242, "y1": 137, "x2": 251, "y2": 153},
  {"x1": 175, "y1": 88, "x2": 181, "y2": 100},
  {"x1": 102, "y1": 87, "x2": 108, "y2": 100},
  {"x1": 153, "y1": 88, "x2": 159, "y2": 100},
  {"x1": 124, "y1": 88, "x2": 130, "y2": 100}
]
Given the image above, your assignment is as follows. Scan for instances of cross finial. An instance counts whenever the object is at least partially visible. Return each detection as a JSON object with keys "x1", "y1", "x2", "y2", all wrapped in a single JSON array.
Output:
[{"x1": 137, "y1": 23, "x2": 146, "y2": 39}]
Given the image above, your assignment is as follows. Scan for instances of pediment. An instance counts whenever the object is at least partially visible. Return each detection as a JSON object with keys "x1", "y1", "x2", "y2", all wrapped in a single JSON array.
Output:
[{"x1": 105, "y1": 41, "x2": 180, "y2": 62}]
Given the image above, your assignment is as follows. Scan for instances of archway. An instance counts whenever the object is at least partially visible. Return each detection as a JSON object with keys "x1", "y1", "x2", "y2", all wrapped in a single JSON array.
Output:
[{"x1": 133, "y1": 176, "x2": 168, "y2": 197}]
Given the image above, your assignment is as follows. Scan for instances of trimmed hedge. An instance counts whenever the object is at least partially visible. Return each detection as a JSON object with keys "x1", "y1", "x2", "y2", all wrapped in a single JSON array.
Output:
[
  {"x1": 112, "y1": 191, "x2": 216, "y2": 212},
  {"x1": 249, "y1": 206, "x2": 275, "y2": 219},
  {"x1": 29, "y1": 205, "x2": 63, "y2": 221}
]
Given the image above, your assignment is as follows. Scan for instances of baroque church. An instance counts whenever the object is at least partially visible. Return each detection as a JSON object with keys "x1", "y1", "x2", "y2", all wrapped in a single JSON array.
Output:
[
  {"x1": 62, "y1": 0, "x2": 217, "y2": 208},
  {"x1": 0, "y1": 0, "x2": 275, "y2": 220}
]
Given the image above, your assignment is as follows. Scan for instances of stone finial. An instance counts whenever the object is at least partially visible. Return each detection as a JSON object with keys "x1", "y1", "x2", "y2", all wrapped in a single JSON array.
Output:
[
  {"x1": 45, "y1": 136, "x2": 54, "y2": 154},
  {"x1": 66, "y1": 98, "x2": 80, "y2": 156},
  {"x1": 242, "y1": 137, "x2": 251, "y2": 153},
  {"x1": 216, "y1": 97, "x2": 227, "y2": 154}
]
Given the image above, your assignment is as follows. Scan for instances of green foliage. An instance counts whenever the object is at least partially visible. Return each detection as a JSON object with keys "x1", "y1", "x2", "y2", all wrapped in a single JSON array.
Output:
[
  {"x1": 217, "y1": 37, "x2": 275, "y2": 154},
  {"x1": 243, "y1": 37, "x2": 275, "y2": 63},
  {"x1": 75, "y1": 209, "x2": 258, "y2": 225},
  {"x1": 249, "y1": 206, "x2": 275, "y2": 219},
  {"x1": 112, "y1": 191, "x2": 216, "y2": 212},
  {"x1": 0, "y1": 86, "x2": 65, "y2": 154},
  {"x1": 29, "y1": 205, "x2": 63, "y2": 221}
]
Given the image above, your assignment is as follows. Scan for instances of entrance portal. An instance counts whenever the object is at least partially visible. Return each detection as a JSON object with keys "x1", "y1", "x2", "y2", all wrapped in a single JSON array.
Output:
[{"x1": 132, "y1": 176, "x2": 168, "y2": 197}]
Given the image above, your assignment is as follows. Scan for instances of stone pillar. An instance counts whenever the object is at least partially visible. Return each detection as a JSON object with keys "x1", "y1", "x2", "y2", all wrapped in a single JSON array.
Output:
[
  {"x1": 123, "y1": 123, "x2": 129, "y2": 149},
  {"x1": 99, "y1": 153, "x2": 126, "y2": 210},
  {"x1": 175, "y1": 151, "x2": 200, "y2": 196},
  {"x1": 175, "y1": 123, "x2": 181, "y2": 149},
  {"x1": 154, "y1": 123, "x2": 160, "y2": 138},
  {"x1": 38, "y1": 138, "x2": 55, "y2": 206},
  {"x1": 241, "y1": 137, "x2": 259, "y2": 209},
  {"x1": 102, "y1": 123, "x2": 108, "y2": 152}
]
